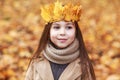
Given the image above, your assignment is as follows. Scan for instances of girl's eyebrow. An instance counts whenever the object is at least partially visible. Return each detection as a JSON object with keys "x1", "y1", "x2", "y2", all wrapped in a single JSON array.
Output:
[
  {"x1": 52, "y1": 23, "x2": 60, "y2": 25},
  {"x1": 66, "y1": 22, "x2": 74, "y2": 25}
]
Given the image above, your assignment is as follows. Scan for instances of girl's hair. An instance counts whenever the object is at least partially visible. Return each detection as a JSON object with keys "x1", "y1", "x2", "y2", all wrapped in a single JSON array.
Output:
[{"x1": 30, "y1": 21, "x2": 96, "y2": 80}]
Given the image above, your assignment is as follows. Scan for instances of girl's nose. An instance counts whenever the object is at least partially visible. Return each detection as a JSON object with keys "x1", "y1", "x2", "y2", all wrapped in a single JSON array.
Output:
[{"x1": 59, "y1": 28, "x2": 65, "y2": 36}]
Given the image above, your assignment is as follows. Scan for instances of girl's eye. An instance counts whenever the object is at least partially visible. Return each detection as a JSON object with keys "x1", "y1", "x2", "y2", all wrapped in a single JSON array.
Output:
[
  {"x1": 53, "y1": 26, "x2": 60, "y2": 29},
  {"x1": 66, "y1": 26, "x2": 73, "y2": 29}
]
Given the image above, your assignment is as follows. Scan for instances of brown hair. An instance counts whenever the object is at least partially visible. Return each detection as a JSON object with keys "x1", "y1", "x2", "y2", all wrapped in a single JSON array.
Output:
[{"x1": 30, "y1": 21, "x2": 96, "y2": 80}]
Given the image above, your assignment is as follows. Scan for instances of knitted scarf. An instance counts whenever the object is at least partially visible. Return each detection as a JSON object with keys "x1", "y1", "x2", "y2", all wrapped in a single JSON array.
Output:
[{"x1": 43, "y1": 39, "x2": 80, "y2": 64}]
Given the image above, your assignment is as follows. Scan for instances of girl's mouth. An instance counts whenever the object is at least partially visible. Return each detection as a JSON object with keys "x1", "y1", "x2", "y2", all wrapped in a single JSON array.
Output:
[{"x1": 58, "y1": 39, "x2": 67, "y2": 43}]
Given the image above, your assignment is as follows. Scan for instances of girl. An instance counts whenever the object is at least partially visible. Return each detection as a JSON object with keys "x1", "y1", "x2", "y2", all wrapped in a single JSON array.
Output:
[{"x1": 25, "y1": 1, "x2": 96, "y2": 80}]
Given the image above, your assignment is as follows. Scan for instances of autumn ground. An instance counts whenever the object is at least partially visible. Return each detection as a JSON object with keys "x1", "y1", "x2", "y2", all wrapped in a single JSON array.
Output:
[{"x1": 0, "y1": 0, "x2": 120, "y2": 80}]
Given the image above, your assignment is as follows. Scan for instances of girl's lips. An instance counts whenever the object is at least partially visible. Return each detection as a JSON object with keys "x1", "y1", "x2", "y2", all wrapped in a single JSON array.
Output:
[{"x1": 58, "y1": 39, "x2": 67, "y2": 43}]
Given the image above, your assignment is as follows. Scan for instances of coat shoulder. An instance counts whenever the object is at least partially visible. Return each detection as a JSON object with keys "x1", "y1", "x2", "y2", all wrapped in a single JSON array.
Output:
[
  {"x1": 31, "y1": 57, "x2": 47, "y2": 68},
  {"x1": 32, "y1": 57, "x2": 45, "y2": 64}
]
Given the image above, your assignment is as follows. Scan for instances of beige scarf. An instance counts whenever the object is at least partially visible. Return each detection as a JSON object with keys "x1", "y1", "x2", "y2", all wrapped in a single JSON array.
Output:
[{"x1": 43, "y1": 39, "x2": 80, "y2": 64}]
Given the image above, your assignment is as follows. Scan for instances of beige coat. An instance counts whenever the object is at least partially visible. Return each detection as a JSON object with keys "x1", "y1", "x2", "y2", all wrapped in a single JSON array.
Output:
[{"x1": 25, "y1": 58, "x2": 82, "y2": 80}]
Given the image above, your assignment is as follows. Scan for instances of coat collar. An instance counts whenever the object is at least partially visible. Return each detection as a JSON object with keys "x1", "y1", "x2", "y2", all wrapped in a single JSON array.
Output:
[{"x1": 35, "y1": 58, "x2": 82, "y2": 80}]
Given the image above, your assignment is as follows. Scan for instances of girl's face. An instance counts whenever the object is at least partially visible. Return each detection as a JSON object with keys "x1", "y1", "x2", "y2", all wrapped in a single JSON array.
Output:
[{"x1": 50, "y1": 21, "x2": 76, "y2": 48}]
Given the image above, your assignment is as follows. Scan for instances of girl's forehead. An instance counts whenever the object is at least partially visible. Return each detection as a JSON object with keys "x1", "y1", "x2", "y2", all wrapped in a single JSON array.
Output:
[{"x1": 52, "y1": 21, "x2": 74, "y2": 25}]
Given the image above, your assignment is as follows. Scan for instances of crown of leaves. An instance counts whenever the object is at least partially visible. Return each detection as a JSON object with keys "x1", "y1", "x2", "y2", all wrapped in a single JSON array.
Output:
[{"x1": 40, "y1": 1, "x2": 82, "y2": 22}]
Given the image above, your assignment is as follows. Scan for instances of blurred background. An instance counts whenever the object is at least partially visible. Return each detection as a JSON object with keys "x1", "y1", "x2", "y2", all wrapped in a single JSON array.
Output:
[{"x1": 0, "y1": 0, "x2": 120, "y2": 80}]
